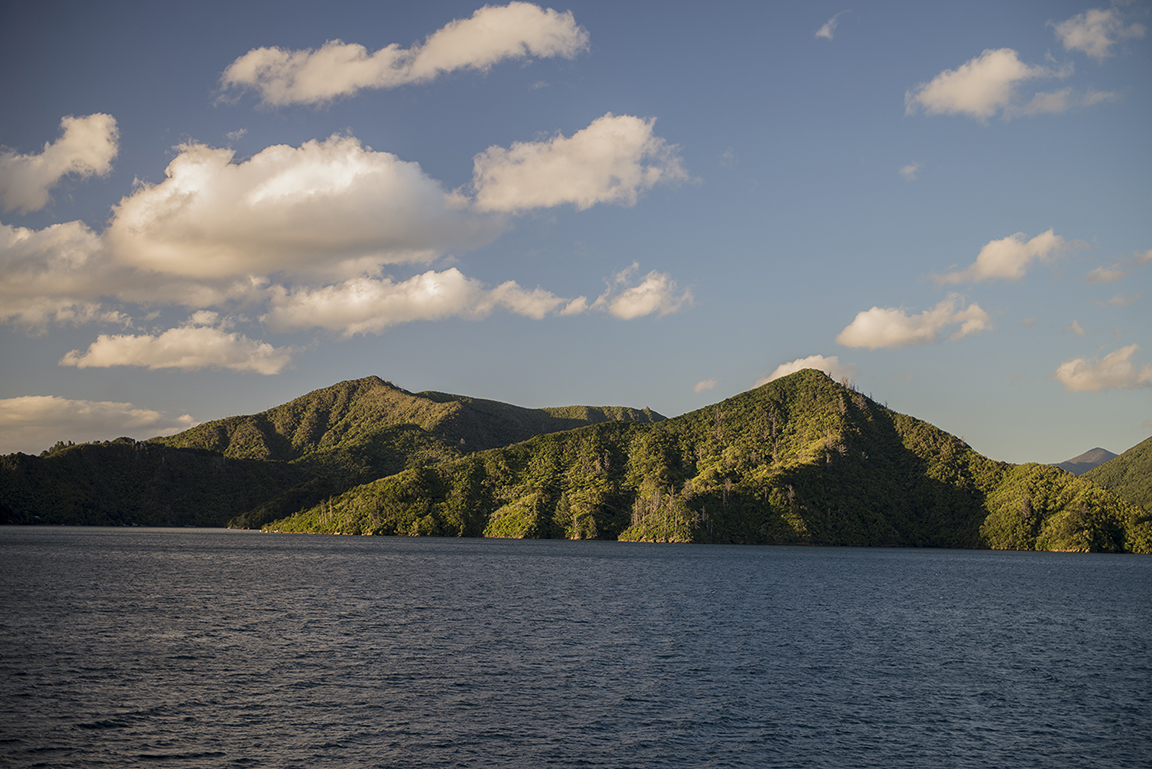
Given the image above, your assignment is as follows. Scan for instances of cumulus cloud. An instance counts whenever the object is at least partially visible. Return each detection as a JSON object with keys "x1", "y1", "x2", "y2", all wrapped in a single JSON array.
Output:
[
  {"x1": 0, "y1": 396, "x2": 196, "y2": 455},
  {"x1": 105, "y1": 135, "x2": 499, "y2": 280},
  {"x1": 1052, "y1": 7, "x2": 1145, "y2": 62},
  {"x1": 0, "y1": 114, "x2": 118, "y2": 213},
  {"x1": 935, "y1": 229, "x2": 1067, "y2": 284},
  {"x1": 836, "y1": 294, "x2": 990, "y2": 349},
  {"x1": 693, "y1": 379, "x2": 717, "y2": 393},
  {"x1": 0, "y1": 217, "x2": 299, "y2": 329},
  {"x1": 221, "y1": 2, "x2": 589, "y2": 106},
  {"x1": 1054, "y1": 344, "x2": 1152, "y2": 391},
  {"x1": 59, "y1": 313, "x2": 294, "y2": 374},
  {"x1": 470, "y1": 113, "x2": 688, "y2": 213},
  {"x1": 0, "y1": 220, "x2": 123, "y2": 328},
  {"x1": 757, "y1": 354, "x2": 857, "y2": 386},
  {"x1": 591, "y1": 263, "x2": 693, "y2": 320},
  {"x1": 904, "y1": 49, "x2": 1076, "y2": 122},
  {"x1": 262, "y1": 268, "x2": 575, "y2": 337},
  {"x1": 815, "y1": 12, "x2": 848, "y2": 40}
]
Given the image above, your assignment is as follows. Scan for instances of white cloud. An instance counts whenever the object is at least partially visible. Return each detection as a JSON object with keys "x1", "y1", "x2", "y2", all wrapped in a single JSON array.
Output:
[
  {"x1": 470, "y1": 113, "x2": 688, "y2": 213},
  {"x1": 0, "y1": 396, "x2": 196, "y2": 455},
  {"x1": 591, "y1": 263, "x2": 693, "y2": 320},
  {"x1": 836, "y1": 294, "x2": 991, "y2": 349},
  {"x1": 261, "y1": 268, "x2": 574, "y2": 337},
  {"x1": 59, "y1": 314, "x2": 294, "y2": 375},
  {"x1": 1086, "y1": 263, "x2": 1127, "y2": 283},
  {"x1": 815, "y1": 12, "x2": 848, "y2": 40},
  {"x1": 0, "y1": 217, "x2": 297, "y2": 329},
  {"x1": 0, "y1": 220, "x2": 123, "y2": 328},
  {"x1": 935, "y1": 229, "x2": 1066, "y2": 284},
  {"x1": 693, "y1": 379, "x2": 717, "y2": 393},
  {"x1": 757, "y1": 355, "x2": 857, "y2": 386},
  {"x1": 0, "y1": 114, "x2": 118, "y2": 213},
  {"x1": 905, "y1": 49, "x2": 1072, "y2": 122},
  {"x1": 1138, "y1": 248, "x2": 1152, "y2": 264},
  {"x1": 1066, "y1": 319, "x2": 1086, "y2": 337},
  {"x1": 899, "y1": 162, "x2": 920, "y2": 181},
  {"x1": 105, "y1": 135, "x2": 499, "y2": 279},
  {"x1": 221, "y1": 2, "x2": 589, "y2": 106},
  {"x1": 1052, "y1": 7, "x2": 1145, "y2": 62},
  {"x1": 1054, "y1": 344, "x2": 1152, "y2": 392}
]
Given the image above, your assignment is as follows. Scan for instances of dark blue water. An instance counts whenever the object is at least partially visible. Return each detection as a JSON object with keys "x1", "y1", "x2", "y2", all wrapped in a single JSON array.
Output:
[{"x1": 1, "y1": 528, "x2": 1149, "y2": 768}]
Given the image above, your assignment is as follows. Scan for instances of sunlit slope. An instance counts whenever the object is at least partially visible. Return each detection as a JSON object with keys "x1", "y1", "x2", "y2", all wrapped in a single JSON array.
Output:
[
  {"x1": 266, "y1": 370, "x2": 1151, "y2": 553},
  {"x1": 1083, "y1": 435, "x2": 1152, "y2": 510},
  {"x1": 153, "y1": 376, "x2": 662, "y2": 474}
]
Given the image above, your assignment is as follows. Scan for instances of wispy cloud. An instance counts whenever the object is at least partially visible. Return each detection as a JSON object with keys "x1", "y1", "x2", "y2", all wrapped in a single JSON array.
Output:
[
  {"x1": 1052, "y1": 7, "x2": 1146, "y2": 62},
  {"x1": 470, "y1": 114, "x2": 688, "y2": 213},
  {"x1": 1054, "y1": 344, "x2": 1152, "y2": 392},
  {"x1": 220, "y1": 2, "x2": 589, "y2": 106},
  {"x1": 0, "y1": 114, "x2": 118, "y2": 214},
  {"x1": 1086, "y1": 262, "x2": 1127, "y2": 283},
  {"x1": 757, "y1": 354, "x2": 856, "y2": 386},
  {"x1": 836, "y1": 294, "x2": 990, "y2": 349},
  {"x1": 1066, "y1": 319, "x2": 1086, "y2": 337},
  {"x1": 693, "y1": 379, "x2": 717, "y2": 393},
  {"x1": 0, "y1": 396, "x2": 196, "y2": 455},
  {"x1": 815, "y1": 11, "x2": 849, "y2": 40},
  {"x1": 1096, "y1": 294, "x2": 1139, "y2": 308},
  {"x1": 899, "y1": 162, "x2": 920, "y2": 181},
  {"x1": 934, "y1": 230, "x2": 1067, "y2": 284}
]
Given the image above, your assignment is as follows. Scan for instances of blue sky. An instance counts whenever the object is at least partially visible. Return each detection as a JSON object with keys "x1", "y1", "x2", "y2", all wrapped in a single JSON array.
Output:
[{"x1": 1, "y1": 0, "x2": 1149, "y2": 463}]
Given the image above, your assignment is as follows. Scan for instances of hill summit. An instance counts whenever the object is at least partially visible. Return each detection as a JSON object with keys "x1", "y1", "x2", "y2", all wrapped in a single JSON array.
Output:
[{"x1": 1055, "y1": 448, "x2": 1118, "y2": 475}]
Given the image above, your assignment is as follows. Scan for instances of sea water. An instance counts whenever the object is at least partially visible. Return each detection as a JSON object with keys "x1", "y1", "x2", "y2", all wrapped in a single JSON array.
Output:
[{"x1": 1, "y1": 527, "x2": 1149, "y2": 768}]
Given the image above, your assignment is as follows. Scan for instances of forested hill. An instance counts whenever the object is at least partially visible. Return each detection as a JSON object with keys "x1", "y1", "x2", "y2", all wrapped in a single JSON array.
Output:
[
  {"x1": 266, "y1": 370, "x2": 1152, "y2": 554},
  {"x1": 153, "y1": 376, "x2": 663, "y2": 467},
  {"x1": 0, "y1": 377, "x2": 663, "y2": 528},
  {"x1": 1083, "y1": 435, "x2": 1152, "y2": 510}
]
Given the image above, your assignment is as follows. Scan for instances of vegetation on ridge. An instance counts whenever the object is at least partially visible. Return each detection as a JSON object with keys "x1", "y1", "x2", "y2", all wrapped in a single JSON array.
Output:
[
  {"x1": 0, "y1": 376, "x2": 663, "y2": 529},
  {"x1": 264, "y1": 370, "x2": 1151, "y2": 553},
  {"x1": 1083, "y1": 435, "x2": 1152, "y2": 511}
]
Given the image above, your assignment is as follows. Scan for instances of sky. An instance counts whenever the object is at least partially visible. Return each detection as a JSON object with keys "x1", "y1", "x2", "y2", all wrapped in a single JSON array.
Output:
[{"x1": 0, "y1": 0, "x2": 1149, "y2": 464}]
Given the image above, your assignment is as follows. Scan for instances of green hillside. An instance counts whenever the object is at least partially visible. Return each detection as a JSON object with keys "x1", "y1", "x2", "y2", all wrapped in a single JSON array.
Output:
[
  {"x1": 1083, "y1": 435, "x2": 1152, "y2": 510},
  {"x1": 1, "y1": 376, "x2": 664, "y2": 528},
  {"x1": 0, "y1": 438, "x2": 311, "y2": 527},
  {"x1": 266, "y1": 370, "x2": 1151, "y2": 553}
]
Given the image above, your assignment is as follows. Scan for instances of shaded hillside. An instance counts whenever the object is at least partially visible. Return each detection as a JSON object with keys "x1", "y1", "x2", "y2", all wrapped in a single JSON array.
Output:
[
  {"x1": 266, "y1": 370, "x2": 1151, "y2": 553},
  {"x1": 1084, "y1": 436, "x2": 1152, "y2": 510},
  {"x1": 0, "y1": 439, "x2": 310, "y2": 527},
  {"x1": 1054, "y1": 447, "x2": 1117, "y2": 475}
]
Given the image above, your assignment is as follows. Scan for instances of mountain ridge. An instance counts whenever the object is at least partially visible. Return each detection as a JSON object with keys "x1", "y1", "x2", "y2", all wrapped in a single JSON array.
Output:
[
  {"x1": 263, "y1": 370, "x2": 1151, "y2": 553},
  {"x1": 1054, "y1": 447, "x2": 1118, "y2": 475},
  {"x1": 3, "y1": 370, "x2": 1147, "y2": 552}
]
